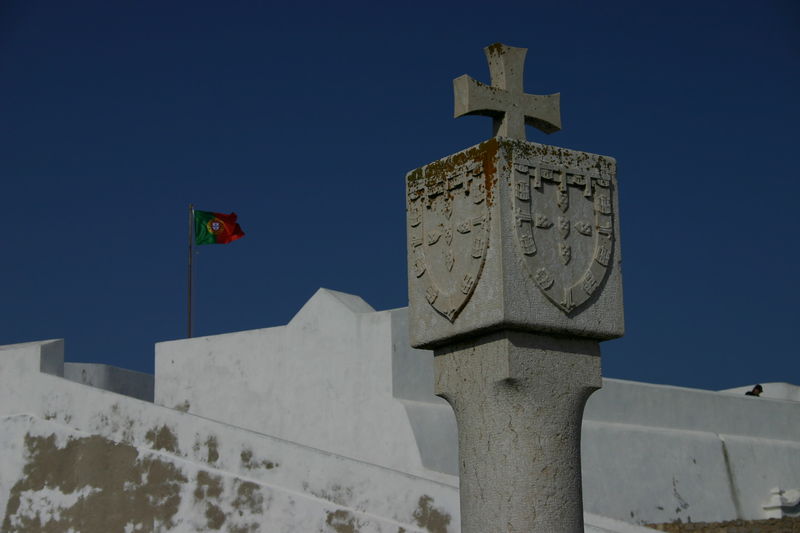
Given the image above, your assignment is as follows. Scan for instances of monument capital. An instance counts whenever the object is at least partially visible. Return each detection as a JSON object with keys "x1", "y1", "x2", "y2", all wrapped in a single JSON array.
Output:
[
  {"x1": 454, "y1": 43, "x2": 561, "y2": 140},
  {"x1": 406, "y1": 138, "x2": 623, "y2": 349}
]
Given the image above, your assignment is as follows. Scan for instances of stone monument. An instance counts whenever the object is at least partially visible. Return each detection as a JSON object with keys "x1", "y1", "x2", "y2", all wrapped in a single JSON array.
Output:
[{"x1": 406, "y1": 43, "x2": 624, "y2": 532}]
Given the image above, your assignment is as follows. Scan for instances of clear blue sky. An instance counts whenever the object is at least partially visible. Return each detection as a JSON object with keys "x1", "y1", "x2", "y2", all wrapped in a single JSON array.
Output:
[{"x1": 2, "y1": 1, "x2": 798, "y2": 391}]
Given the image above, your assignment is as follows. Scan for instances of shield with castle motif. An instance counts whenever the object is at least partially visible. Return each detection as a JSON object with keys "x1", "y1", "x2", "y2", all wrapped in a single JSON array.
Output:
[
  {"x1": 407, "y1": 156, "x2": 490, "y2": 322},
  {"x1": 511, "y1": 156, "x2": 615, "y2": 314}
]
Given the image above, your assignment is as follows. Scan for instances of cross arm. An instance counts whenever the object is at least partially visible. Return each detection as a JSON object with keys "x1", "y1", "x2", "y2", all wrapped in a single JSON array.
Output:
[
  {"x1": 453, "y1": 43, "x2": 562, "y2": 140},
  {"x1": 453, "y1": 74, "x2": 509, "y2": 120},
  {"x1": 520, "y1": 92, "x2": 561, "y2": 134}
]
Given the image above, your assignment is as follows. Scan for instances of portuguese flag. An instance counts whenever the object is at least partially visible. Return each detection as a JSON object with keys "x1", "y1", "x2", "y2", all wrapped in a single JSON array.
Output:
[{"x1": 194, "y1": 210, "x2": 245, "y2": 245}]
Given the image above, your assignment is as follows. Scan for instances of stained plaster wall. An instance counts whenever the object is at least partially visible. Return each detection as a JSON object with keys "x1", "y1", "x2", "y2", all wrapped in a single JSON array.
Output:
[
  {"x1": 155, "y1": 288, "x2": 460, "y2": 479},
  {"x1": 0, "y1": 339, "x2": 459, "y2": 532},
  {"x1": 153, "y1": 288, "x2": 800, "y2": 527},
  {"x1": 2, "y1": 289, "x2": 799, "y2": 532}
]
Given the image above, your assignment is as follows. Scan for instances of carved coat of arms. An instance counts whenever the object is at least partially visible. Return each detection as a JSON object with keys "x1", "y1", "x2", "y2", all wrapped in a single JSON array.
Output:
[
  {"x1": 512, "y1": 153, "x2": 615, "y2": 314},
  {"x1": 407, "y1": 155, "x2": 491, "y2": 322}
]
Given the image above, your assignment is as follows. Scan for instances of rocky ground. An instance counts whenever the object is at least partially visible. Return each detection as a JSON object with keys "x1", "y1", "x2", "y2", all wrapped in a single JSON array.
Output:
[{"x1": 647, "y1": 517, "x2": 800, "y2": 532}]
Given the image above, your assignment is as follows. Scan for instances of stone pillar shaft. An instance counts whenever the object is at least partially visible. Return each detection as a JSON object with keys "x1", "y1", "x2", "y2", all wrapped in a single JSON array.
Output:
[{"x1": 435, "y1": 331, "x2": 601, "y2": 533}]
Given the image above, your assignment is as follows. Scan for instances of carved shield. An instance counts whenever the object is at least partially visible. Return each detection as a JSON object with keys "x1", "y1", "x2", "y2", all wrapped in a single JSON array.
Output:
[
  {"x1": 408, "y1": 159, "x2": 490, "y2": 322},
  {"x1": 512, "y1": 156, "x2": 615, "y2": 314}
]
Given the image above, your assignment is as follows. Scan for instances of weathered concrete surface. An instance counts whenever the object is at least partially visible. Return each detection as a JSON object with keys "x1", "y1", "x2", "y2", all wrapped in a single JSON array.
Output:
[
  {"x1": 584, "y1": 379, "x2": 800, "y2": 444},
  {"x1": 2, "y1": 416, "x2": 187, "y2": 532},
  {"x1": 435, "y1": 332, "x2": 601, "y2": 533},
  {"x1": 582, "y1": 379, "x2": 800, "y2": 525},
  {"x1": 64, "y1": 362, "x2": 154, "y2": 401},
  {"x1": 0, "y1": 338, "x2": 460, "y2": 532},
  {"x1": 2, "y1": 293, "x2": 799, "y2": 530},
  {"x1": 156, "y1": 288, "x2": 459, "y2": 478},
  {"x1": 1, "y1": 414, "x2": 458, "y2": 532}
]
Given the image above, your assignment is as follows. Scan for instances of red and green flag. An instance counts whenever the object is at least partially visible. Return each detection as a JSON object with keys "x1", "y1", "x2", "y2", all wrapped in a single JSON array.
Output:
[{"x1": 194, "y1": 210, "x2": 245, "y2": 245}]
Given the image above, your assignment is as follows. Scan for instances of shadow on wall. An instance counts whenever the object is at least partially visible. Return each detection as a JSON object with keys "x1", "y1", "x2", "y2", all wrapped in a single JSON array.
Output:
[{"x1": 62, "y1": 363, "x2": 154, "y2": 402}]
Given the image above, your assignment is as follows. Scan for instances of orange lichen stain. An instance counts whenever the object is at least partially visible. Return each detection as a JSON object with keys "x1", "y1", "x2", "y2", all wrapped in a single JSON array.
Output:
[
  {"x1": 409, "y1": 138, "x2": 500, "y2": 207},
  {"x1": 478, "y1": 138, "x2": 499, "y2": 206},
  {"x1": 505, "y1": 139, "x2": 615, "y2": 179}
]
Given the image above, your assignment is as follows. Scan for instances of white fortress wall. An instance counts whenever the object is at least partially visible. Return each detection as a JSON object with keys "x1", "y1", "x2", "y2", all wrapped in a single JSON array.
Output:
[
  {"x1": 0, "y1": 338, "x2": 459, "y2": 532},
  {"x1": 584, "y1": 378, "x2": 799, "y2": 441},
  {"x1": 582, "y1": 380, "x2": 800, "y2": 524},
  {"x1": 154, "y1": 288, "x2": 459, "y2": 480},
  {"x1": 150, "y1": 288, "x2": 800, "y2": 525},
  {"x1": 2, "y1": 289, "x2": 799, "y2": 530}
]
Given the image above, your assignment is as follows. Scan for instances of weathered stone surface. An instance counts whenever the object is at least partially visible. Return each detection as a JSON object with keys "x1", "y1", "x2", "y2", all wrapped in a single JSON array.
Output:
[
  {"x1": 454, "y1": 43, "x2": 561, "y2": 140},
  {"x1": 406, "y1": 137, "x2": 623, "y2": 349},
  {"x1": 435, "y1": 331, "x2": 601, "y2": 533}
]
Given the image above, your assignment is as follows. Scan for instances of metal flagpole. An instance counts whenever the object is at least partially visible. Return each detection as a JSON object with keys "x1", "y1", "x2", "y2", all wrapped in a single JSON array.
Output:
[{"x1": 188, "y1": 204, "x2": 194, "y2": 338}]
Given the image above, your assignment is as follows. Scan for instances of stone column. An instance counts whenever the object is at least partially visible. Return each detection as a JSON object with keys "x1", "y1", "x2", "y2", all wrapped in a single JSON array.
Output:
[
  {"x1": 435, "y1": 332, "x2": 600, "y2": 532},
  {"x1": 406, "y1": 44, "x2": 624, "y2": 532}
]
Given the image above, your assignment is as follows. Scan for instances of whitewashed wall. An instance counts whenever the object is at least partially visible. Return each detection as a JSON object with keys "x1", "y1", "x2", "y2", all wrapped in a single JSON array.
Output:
[
  {"x1": 155, "y1": 289, "x2": 459, "y2": 479},
  {"x1": 2, "y1": 288, "x2": 799, "y2": 531},
  {"x1": 582, "y1": 378, "x2": 800, "y2": 524},
  {"x1": 0, "y1": 338, "x2": 459, "y2": 532}
]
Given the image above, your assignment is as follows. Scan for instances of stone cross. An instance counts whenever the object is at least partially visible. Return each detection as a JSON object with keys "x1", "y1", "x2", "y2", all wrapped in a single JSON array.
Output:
[
  {"x1": 453, "y1": 43, "x2": 561, "y2": 140},
  {"x1": 407, "y1": 43, "x2": 624, "y2": 532}
]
